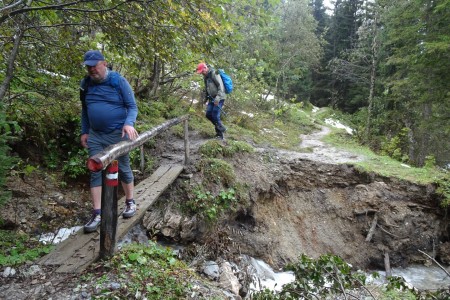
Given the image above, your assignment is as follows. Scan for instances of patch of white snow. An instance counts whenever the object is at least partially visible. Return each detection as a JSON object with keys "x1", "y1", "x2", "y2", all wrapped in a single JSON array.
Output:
[
  {"x1": 324, "y1": 118, "x2": 353, "y2": 135},
  {"x1": 39, "y1": 226, "x2": 82, "y2": 245},
  {"x1": 241, "y1": 111, "x2": 254, "y2": 118}
]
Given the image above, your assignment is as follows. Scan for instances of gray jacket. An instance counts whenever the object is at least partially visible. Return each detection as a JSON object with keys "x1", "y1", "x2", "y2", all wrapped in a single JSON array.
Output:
[{"x1": 204, "y1": 68, "x2": 226, "y2": 102}]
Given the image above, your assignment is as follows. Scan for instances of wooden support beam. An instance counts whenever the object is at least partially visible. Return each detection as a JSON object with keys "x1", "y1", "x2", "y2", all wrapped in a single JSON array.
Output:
[
  {"x1": 184, "y1": 119, "x2": 190, "y2": 165},
  {"x1": 384, "y1": 251, "x2": 392, "y2": 277},
  {"x1": 365, "y1": 213, "x2": 378, "y2": 242},
  {"x1": 99, "y1": 161, "x2": 119, "y2": 260}
]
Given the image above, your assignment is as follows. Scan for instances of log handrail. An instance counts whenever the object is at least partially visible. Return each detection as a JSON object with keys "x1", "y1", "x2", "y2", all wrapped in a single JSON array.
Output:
[{"x1": 87, "y1": 115, "x2": 190, "y2": 171}]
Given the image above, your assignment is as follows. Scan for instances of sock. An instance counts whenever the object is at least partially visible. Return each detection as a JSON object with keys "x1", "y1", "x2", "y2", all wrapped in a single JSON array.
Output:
[{"x1": 93, "y1": 209, "x2": 101, "y2": 215}]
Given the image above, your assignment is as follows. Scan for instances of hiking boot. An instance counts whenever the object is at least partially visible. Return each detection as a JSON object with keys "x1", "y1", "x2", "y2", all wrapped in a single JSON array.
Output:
[
  {"x1": 216, "y1": 124, "x2": 227, "y2": 133},
  {"x1": 123, "y1": 201, "x2": 136, "y2": 218},
  {"x1": 215, "y1": 134, "x2": 226, "y2": 142},
  {"x1": 84, "y1": 214, "x2": 101, "y2": 233}
]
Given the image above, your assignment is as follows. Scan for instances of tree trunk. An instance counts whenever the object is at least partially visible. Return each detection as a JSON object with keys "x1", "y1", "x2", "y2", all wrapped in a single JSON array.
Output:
[
  {"x1": 405, "y1": 118, "x2": 416, "y2": 164},
  {"x1": 365, "y1": 15, "x2": 379, "y2": 142},
  {"x1": 148, "y1": 56, "x2": 161, "y2": 98},
  {"x1": 0, "y1": 29, "x2": 23, "y2": 102},
  {"x1": 417, "y1": 101, "x2": 432, "y2": 166}
]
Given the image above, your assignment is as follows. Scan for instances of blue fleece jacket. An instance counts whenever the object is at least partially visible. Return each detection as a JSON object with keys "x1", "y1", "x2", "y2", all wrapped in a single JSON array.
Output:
[{"x1": 81, "y1": 71, "x2": 138, "y2": 135}]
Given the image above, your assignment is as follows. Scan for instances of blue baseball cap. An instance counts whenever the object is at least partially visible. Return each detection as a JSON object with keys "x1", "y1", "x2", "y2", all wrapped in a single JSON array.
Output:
[{"x1": 83, "y1": 50, "x2": 105, "y2": 66}]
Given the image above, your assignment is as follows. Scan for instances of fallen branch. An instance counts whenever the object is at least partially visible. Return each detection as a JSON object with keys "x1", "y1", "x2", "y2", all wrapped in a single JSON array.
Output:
[
  {"x1": 376, "y1": 224, "x2": 401, "y2": 239},
  {"x1": 418, "y1": 249, "x2": 450, "y2": 278},
  {"x1": 365, "y1": 214, "x2": 378, "y2": 242},
  {"x1": 354, "y1": 209, "x2": 379, "y2": 216}
]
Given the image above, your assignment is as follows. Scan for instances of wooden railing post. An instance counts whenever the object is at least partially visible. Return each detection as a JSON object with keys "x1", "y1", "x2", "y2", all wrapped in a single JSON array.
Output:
[
  {"x1": 184, "y1": 119, "x2": 190, "y2": 165},
  {"x1": 99, "y1": 160, "x2": 118, "y2": 260}
]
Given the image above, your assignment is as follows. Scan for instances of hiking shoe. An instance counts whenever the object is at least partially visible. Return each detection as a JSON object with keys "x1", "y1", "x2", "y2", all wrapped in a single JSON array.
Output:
[
  {"x1": 123, "y1": 201, "x2": 136, "y2": 218},
  {"x1": 217, "y1": 124, "x2": 227, "y2": 133},
  {"x1": 84, "y1": 214, "x2": 101, "y2": 233}
]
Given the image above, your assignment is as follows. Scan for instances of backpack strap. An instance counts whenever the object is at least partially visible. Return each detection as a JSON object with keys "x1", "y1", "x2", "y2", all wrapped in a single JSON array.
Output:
[
  {"x1": 80, "y1": 72, "x2": 123, "y2": 106},
  {"x1": 80, "y1": 75, "x2": 90, "y2": 109},
  {"x1": 210, "y1": 70, "x2": 221, "y2": 88},
  {"x1": 109, "y1": 71, "x2": 123, "y2": 101}
]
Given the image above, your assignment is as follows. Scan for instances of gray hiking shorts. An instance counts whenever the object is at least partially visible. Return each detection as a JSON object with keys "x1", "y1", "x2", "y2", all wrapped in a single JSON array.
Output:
[{"x1": 87, "y1": 129, "x2": 134, "y2": 187}]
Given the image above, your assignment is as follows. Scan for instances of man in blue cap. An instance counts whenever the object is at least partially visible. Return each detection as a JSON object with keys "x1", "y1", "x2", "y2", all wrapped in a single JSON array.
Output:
[{"x1": 80, "y1": 50, "x2": 139, "y2": 233}]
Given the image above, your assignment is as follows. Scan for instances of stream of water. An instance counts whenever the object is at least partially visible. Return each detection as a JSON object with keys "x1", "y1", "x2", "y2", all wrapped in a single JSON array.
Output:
[{"x1": 373, "y1": 265, "x2": 450, "y2": 291}]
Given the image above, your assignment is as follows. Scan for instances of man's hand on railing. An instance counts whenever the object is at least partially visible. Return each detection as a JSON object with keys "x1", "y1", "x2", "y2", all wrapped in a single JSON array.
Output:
[
  {"x1": 80, "y1": 133, "x2": 89, "y2": 148},
  {"x1": 122, "y1": 125, "x2": 139, "y2": 140}
]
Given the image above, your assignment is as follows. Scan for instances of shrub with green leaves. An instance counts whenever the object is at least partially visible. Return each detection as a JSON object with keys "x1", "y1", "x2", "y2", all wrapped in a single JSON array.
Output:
[
  {"x1": 380, "y1": 128, "x2": 409, "y2": 163},
  {"x1": 90, "y1": 242, "x2": 193, "y2": 299},
  {"x1": 63, "y1": 148, "x2": 89, "y2": 179},
  {"x1": 184, "y1": 186, "x2": 238, "y2": 222},
  {"x1": 436, "y1": 175, "x2": 450, "y2": 208},
  {"x1": 0, "y1": 230, "x2": 53, "y2": 266},
  {"x1": 0, "y1": 109, "x2": 16, "y2": 210}
]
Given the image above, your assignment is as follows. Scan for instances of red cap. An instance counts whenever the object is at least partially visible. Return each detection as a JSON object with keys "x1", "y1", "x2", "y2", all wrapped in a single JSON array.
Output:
[{"x1": 196, "y1": 63, "x2": 207, "y2": 74}]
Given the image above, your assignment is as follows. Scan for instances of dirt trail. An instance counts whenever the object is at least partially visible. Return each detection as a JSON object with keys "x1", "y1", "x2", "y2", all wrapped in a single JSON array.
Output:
[{"x1": 275, "y1": 125, "x2": 365, "y2": 164}]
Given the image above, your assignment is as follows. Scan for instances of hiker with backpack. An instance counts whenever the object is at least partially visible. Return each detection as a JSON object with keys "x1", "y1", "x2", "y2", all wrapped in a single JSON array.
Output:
[
  {"x1": 196, "y1": 62, "x2": 228, "y2": 140},
  {"x1": 80, "y1": 50, "x2": 139, "y2": 233}
]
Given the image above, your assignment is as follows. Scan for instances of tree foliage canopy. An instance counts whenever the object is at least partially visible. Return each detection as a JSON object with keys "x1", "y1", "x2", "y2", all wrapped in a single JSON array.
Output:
[{"x1": 0, "y1": 0, "x2": 448, "y2": 179}]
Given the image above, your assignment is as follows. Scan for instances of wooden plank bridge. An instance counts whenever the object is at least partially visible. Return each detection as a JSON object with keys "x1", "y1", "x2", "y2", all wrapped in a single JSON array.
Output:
[
  {"x1": 39, "y1": 164, "x2": 183, "y2": 273},
  {"x1": 39, "y1": 115, "x2": 190, "y2": 273}
]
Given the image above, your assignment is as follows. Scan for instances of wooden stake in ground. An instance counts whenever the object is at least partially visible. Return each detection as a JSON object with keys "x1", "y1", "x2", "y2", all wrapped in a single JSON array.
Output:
[
  {"x1": 384, "y1": 251, "x2": 392, "y2": 277},
  {"x1": 365, "y1": 213, "x2": 378, "y2": 242},
  {"x1": 99, "y1": 160, "x2": 119, "y2": 260}
]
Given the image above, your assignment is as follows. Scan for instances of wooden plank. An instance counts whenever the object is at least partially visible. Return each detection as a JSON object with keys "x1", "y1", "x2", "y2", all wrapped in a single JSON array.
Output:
[{"x1": 38, "y1": 164, "x2": 184, "y2": 273}]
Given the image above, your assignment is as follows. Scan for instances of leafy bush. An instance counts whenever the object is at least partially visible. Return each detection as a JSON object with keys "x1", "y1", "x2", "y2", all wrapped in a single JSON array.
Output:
[
  {"x1": 0, "y1": 109, "x2": 16, "y2": 211},
  {"x1": 184, "y1": 186, "x2": 238, "y2": 222},
  {"x1": 89, "y1": 242, "x2": 194, "y2": 299},
  {"x1": 380, "y1": 128, "x2": 409, "y2": 162},
  {"x1": 424, "y1": 155, "x2": 436, "y2": 169},
  {"x1": 6, "y1": 86, "x2": 81, "y2": 168},
  {"x1": 63, "y1": 148, "x2": 89, "y2": 179},
  {"x1": 436, "y1": 175, "x2": 450, "y2": 208},
  {"x1": 0, "y1": 230, "x2": 53, "y2": 266}
]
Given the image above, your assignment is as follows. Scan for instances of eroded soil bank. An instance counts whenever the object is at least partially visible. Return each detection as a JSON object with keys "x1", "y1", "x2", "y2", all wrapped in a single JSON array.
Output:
[{"x1": 147, "y1": 150, "x2": 449, "y2": 272}]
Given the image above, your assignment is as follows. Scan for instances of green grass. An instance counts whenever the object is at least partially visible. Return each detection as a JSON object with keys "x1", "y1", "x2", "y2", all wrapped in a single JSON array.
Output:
[
  {"x1": 199, "y1": 139, "x2": 254, "y2": 158},
  {"x1": 324, "y1": 130, "x2": 447, "y2": 185}
]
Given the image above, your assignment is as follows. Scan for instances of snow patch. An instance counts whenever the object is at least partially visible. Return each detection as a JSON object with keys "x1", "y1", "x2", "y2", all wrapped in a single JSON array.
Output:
[
  {"x1": 241, "y1": 111, "x2": 254, "y2": 118},
  {"x1": 39, "y1": 226, "x2": 82, "y2": 245},
  {"x1": 324, "y1": 118, "x2": 353, "y2": 135}
]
